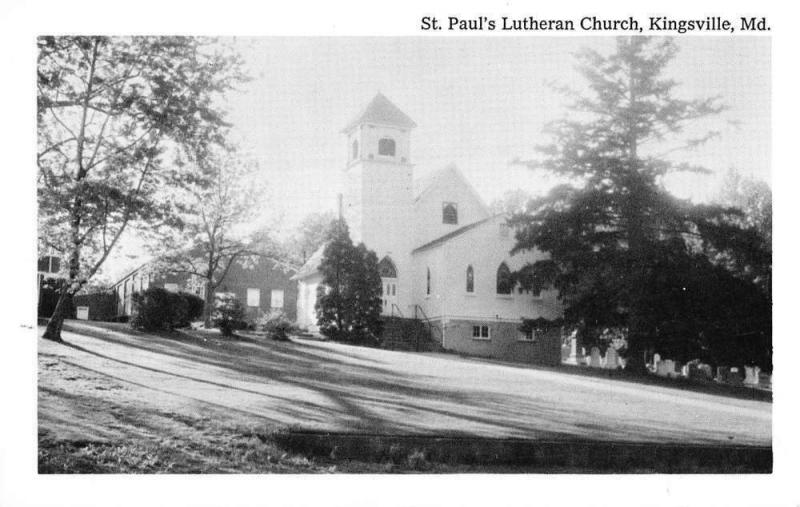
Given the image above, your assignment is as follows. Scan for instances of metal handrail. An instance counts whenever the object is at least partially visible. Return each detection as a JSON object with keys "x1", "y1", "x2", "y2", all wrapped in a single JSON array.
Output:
[
  {"x1": 390, "y1": 303, "x2": 405, "y2": 319},
  {"x1": 413, "y1": 304, "x2": 443, "y2": 348}
]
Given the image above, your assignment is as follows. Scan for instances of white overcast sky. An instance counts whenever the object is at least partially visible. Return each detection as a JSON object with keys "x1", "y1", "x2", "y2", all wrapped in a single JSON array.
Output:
[
  {"x1": 102, "y1": 36, "x2": 770, "y2": 280},
  {"x1": 227, "y1": 36, "x2": 770, "y2": 225}
]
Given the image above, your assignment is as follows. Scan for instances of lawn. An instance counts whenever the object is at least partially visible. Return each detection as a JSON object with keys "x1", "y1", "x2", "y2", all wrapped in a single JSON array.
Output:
[{"x1": 38, "y1": 321, "x2": 772, "y2": 473}]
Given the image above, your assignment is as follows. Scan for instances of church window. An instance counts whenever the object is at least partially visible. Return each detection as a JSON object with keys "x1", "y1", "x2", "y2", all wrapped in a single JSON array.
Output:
[
  {"x1": 466, "y1": 265, "x2": 474, "y2": 293},
  {"x1": 378, "y1": 137, "x2": 396, "y2": 156},
  {"x1": 378, "y1": 256, "x2": 397, "y2": 278},
  {"x1": 496, "y1": 262, "x2": 512, "y2": 295},
  {"x1": 352, "y1": 139, "x2": 359, "y2": 159},
  {"x1": 442, "y1": 202, "x2": 458, "y2": 224},
  {"x1": 426, "y1": 268, "x2": 431, "y2": 295}
]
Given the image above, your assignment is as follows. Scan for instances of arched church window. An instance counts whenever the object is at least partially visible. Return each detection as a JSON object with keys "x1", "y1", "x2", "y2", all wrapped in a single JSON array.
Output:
[
  {"x1": 466, "y1": 265, "x2": 474, "y2": 293},
  {"x1": 378, "y1": 137, "x2": 396, "y2": 156},
  {"x1": 496, "y1": 262, "x2": 512, "y2": 295},
  {"x1": 426, "y1": 267, "x2": 431, "y2": 295},
  {"x1": 378, "y1": 256, "x2": 397, "y2": 278},
  {"x1": 442, "y1": 202, "x2": 458, "y2": 225},
  {"x1": 352, "y1": 139, "x2": 359, "y2": 159}
]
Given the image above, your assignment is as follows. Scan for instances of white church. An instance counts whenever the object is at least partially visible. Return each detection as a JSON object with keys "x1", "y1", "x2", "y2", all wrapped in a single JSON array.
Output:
[{"x1": 294, "y1": 93, "x2": 564, "y2": 365}]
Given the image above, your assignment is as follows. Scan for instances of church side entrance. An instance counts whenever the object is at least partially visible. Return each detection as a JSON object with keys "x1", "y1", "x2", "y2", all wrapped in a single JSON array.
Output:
[{"x1": 378, "y1": 256, "x2": 398, "y2": 316}]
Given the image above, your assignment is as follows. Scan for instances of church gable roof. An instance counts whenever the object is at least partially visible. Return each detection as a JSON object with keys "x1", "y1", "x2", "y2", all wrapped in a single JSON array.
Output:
[
  {"x1": 412, "y1": 215, "x2": 504, "y2": 254},
  {"x1": 343, "y1": 93, "x2": 417, "y2": 132},
  {"x1": 413, "y1": 164, "x2": 490, "y2": 213}
]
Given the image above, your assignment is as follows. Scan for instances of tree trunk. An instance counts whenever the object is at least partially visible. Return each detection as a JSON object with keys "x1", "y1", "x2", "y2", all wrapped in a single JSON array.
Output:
[
  {"x1": 42, "y1": 287, "x2": 73, "y2": 342},
  {"x1": 203, "y1": 280, "x2": 214, "y2": 328}
]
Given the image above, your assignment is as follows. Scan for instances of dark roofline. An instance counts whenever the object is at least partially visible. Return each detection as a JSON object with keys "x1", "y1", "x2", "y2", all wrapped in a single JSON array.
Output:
[{"x1": 411, "y1": 216, "x2": 502, "y2": 254}]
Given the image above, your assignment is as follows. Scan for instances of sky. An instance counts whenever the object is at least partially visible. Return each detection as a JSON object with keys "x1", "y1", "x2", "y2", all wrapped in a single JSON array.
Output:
[{"x1": 102, "y1": 36, "x2": 771, "y2": 280}]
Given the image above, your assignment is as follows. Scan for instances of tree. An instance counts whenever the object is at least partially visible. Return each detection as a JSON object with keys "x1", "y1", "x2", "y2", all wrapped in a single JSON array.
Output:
[
  {"x1": 37, "y1": 36, "x2": 245, "y2": 341},
  {"x1": 153, "y1": 153, "x2": 291, "y2": 327},
  {"x1": 287, "y1": 211, "x2": 337, "y2": 264},
  {"x1": 315, "y1": 221, "x2": 383, "y2": 345},
  {"x1": 489, "y1": 189, "x2": 534, "y2": 215},
  {"x1": 712, "y1": 168, "x2": 772, "y2": 297},
  {"x1": 510, "y1": 37, "x2": 771, "y2": 370}
]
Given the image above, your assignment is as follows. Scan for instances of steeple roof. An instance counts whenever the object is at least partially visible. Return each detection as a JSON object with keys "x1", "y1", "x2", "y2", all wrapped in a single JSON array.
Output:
[{"x1": 343, "y1": 93, "x2": 417, "y2": 132}]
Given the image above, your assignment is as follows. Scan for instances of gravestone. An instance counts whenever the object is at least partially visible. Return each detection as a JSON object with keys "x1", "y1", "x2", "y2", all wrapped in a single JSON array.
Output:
[
  {"x1": 688, "y1": 362, "x2": 713, "y2": 381},
  {"x1": 656, "y1": 359, "x2": 675, "y2": 377},
  {"x1": 589, "y1": 347, "x2": 602, "y2": 368},
  {"x1": 563, "y1": 333, "x2": 581, "y2": 365},
  {"x1": 651, "y1": 353, "x2": 661, "y2": 372},
  {"x1": 604, "y1": 348, "x2": 619, "y2": 369},
  {"x1": 744, "y1": 366, "x2": 761, "y2": 386}
]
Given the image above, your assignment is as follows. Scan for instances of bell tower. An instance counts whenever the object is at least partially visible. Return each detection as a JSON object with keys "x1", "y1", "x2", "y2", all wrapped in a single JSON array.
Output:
[{"x1": 341, "y1": 93, "x2": 416, "y2": 314}]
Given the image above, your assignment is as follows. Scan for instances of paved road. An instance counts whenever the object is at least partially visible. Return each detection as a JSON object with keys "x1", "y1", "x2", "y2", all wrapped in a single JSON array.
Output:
[{"x1": 38, "y1": 322, "x2": 771, "y2": 446}]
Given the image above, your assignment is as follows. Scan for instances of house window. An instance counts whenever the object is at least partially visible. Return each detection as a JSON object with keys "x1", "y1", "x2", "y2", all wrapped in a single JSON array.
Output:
[
  {"x1": 496, "y1": 262, "x2": 512, "y2": 295},
  {"x1": 442, "y1": 202, "x2": 458, "y2": 225},
  {"x1": 426, "y1": 268, "x2": 431, "y2": 296},
  {"x1": 519, "y1": 329, "x2": 536, "y2": 342},
  {"x1": 247, "y1": 288, "x2": 261, "y2": 307},
  {"x1": 472, "y1": 325, "x2": 490, "y2": 339},
  {"x1": 466, "y1": 265, "x2": 474, "y2": 293},
  {"x1": 352, "y1": 139, "x2": 359, "y2": 159},
  {"x1": 38, "y1": 256, "x2": 61, "y2": 274},
  {"x1": 378, "y1": 137, "x2": 396, "y2": 156},
  {"x1": 271, "y1": 289, "x2": 285, "y2": 309}
]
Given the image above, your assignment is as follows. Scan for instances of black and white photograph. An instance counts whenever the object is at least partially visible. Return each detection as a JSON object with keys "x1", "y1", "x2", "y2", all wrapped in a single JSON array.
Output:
[{"x1": 2, "y1": 1, "x2": 797, "y2": 505}]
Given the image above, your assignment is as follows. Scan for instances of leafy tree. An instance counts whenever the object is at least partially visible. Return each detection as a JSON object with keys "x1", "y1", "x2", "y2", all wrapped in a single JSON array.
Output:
[
  {"x1": 315, "y1": 221, "x2": 383, "y2": 345},
  {"x1": 712, "y1": 168, "x2": 772, "y2": 295},
  {"x1": 287, "y1": 211, "x2": 337, "y2": 264},
  {"x1": 510, "y1": 37, "x2": 771, "y2": 370},
  {"x1": 38, "y1": 36, "x2": 245, "y2": 341},
  {"x1": 489, "y1": 189, "x2": 534, "y2": 215},
  {"x1": 152, "y1": 153, "x2": 292, "y2": 327}
]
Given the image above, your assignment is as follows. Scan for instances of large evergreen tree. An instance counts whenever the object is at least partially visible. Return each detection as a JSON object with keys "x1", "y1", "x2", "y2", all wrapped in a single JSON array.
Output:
[
  {"x1": 315, "y1": 221, "x2": 383, "y2": 345},
  {"x1": 510, "y1": 38, "x2": 771, "y2": 370}
]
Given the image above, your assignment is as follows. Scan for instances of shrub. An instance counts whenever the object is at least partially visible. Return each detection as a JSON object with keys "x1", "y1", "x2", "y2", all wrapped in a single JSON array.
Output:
[
  {"x1": 178, "y1": 291, "x2": 205, "y2": 326},
  {"x1": 130, "y1": 287, "x2": 204, "y2": 331},
  {"x1": 212, "y1": 294, "x2": 246, "y2": 337},
  {"x1": 258, "y1": 310, "x2": 297, "y2": 341},
  {"x1": 130, "y1": 287, "x2": 174, "y2": 331}
]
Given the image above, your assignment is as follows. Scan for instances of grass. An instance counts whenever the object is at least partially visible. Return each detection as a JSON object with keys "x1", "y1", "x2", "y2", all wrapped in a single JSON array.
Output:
[{"x1": 38, "y1": 320, "x2": 771, "y2": 473}]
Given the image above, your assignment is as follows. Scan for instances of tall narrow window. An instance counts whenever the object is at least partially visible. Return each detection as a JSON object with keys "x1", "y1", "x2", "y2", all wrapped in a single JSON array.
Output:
[
  {"x1": 426, "y1": 268, "x2": 431, "y2": 295},
  {"x1": 496, "y1": 262, "x2": 512, "y2": 295},
  {"x1": 352, "y1": 139, "x2": 359, "y2": 159},
  {"x1": 442, "y1": 202, "x2": 458, "y2": 224},
  {"x1": 378, "y1": 137, "x2": 396, "y2": 156},
  {"x1": 466, "y1": 265, "x2": 474, "y2": 293}
]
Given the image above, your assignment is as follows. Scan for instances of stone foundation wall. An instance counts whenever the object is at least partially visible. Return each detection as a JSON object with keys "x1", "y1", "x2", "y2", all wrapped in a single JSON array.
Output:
[{"x1": 432, "y1": 319, "x2": 562, "y2": 366}]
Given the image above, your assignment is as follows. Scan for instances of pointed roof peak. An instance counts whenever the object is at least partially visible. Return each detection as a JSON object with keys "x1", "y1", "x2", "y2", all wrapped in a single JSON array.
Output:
[{"x1": 343, "y1": 93, "x2": 417, "y2": 132}]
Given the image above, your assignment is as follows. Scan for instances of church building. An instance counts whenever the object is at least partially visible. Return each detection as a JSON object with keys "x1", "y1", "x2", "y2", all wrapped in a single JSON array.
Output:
[{"x1": 295, "y1": 93, "x2": 564, "y2": 365}]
